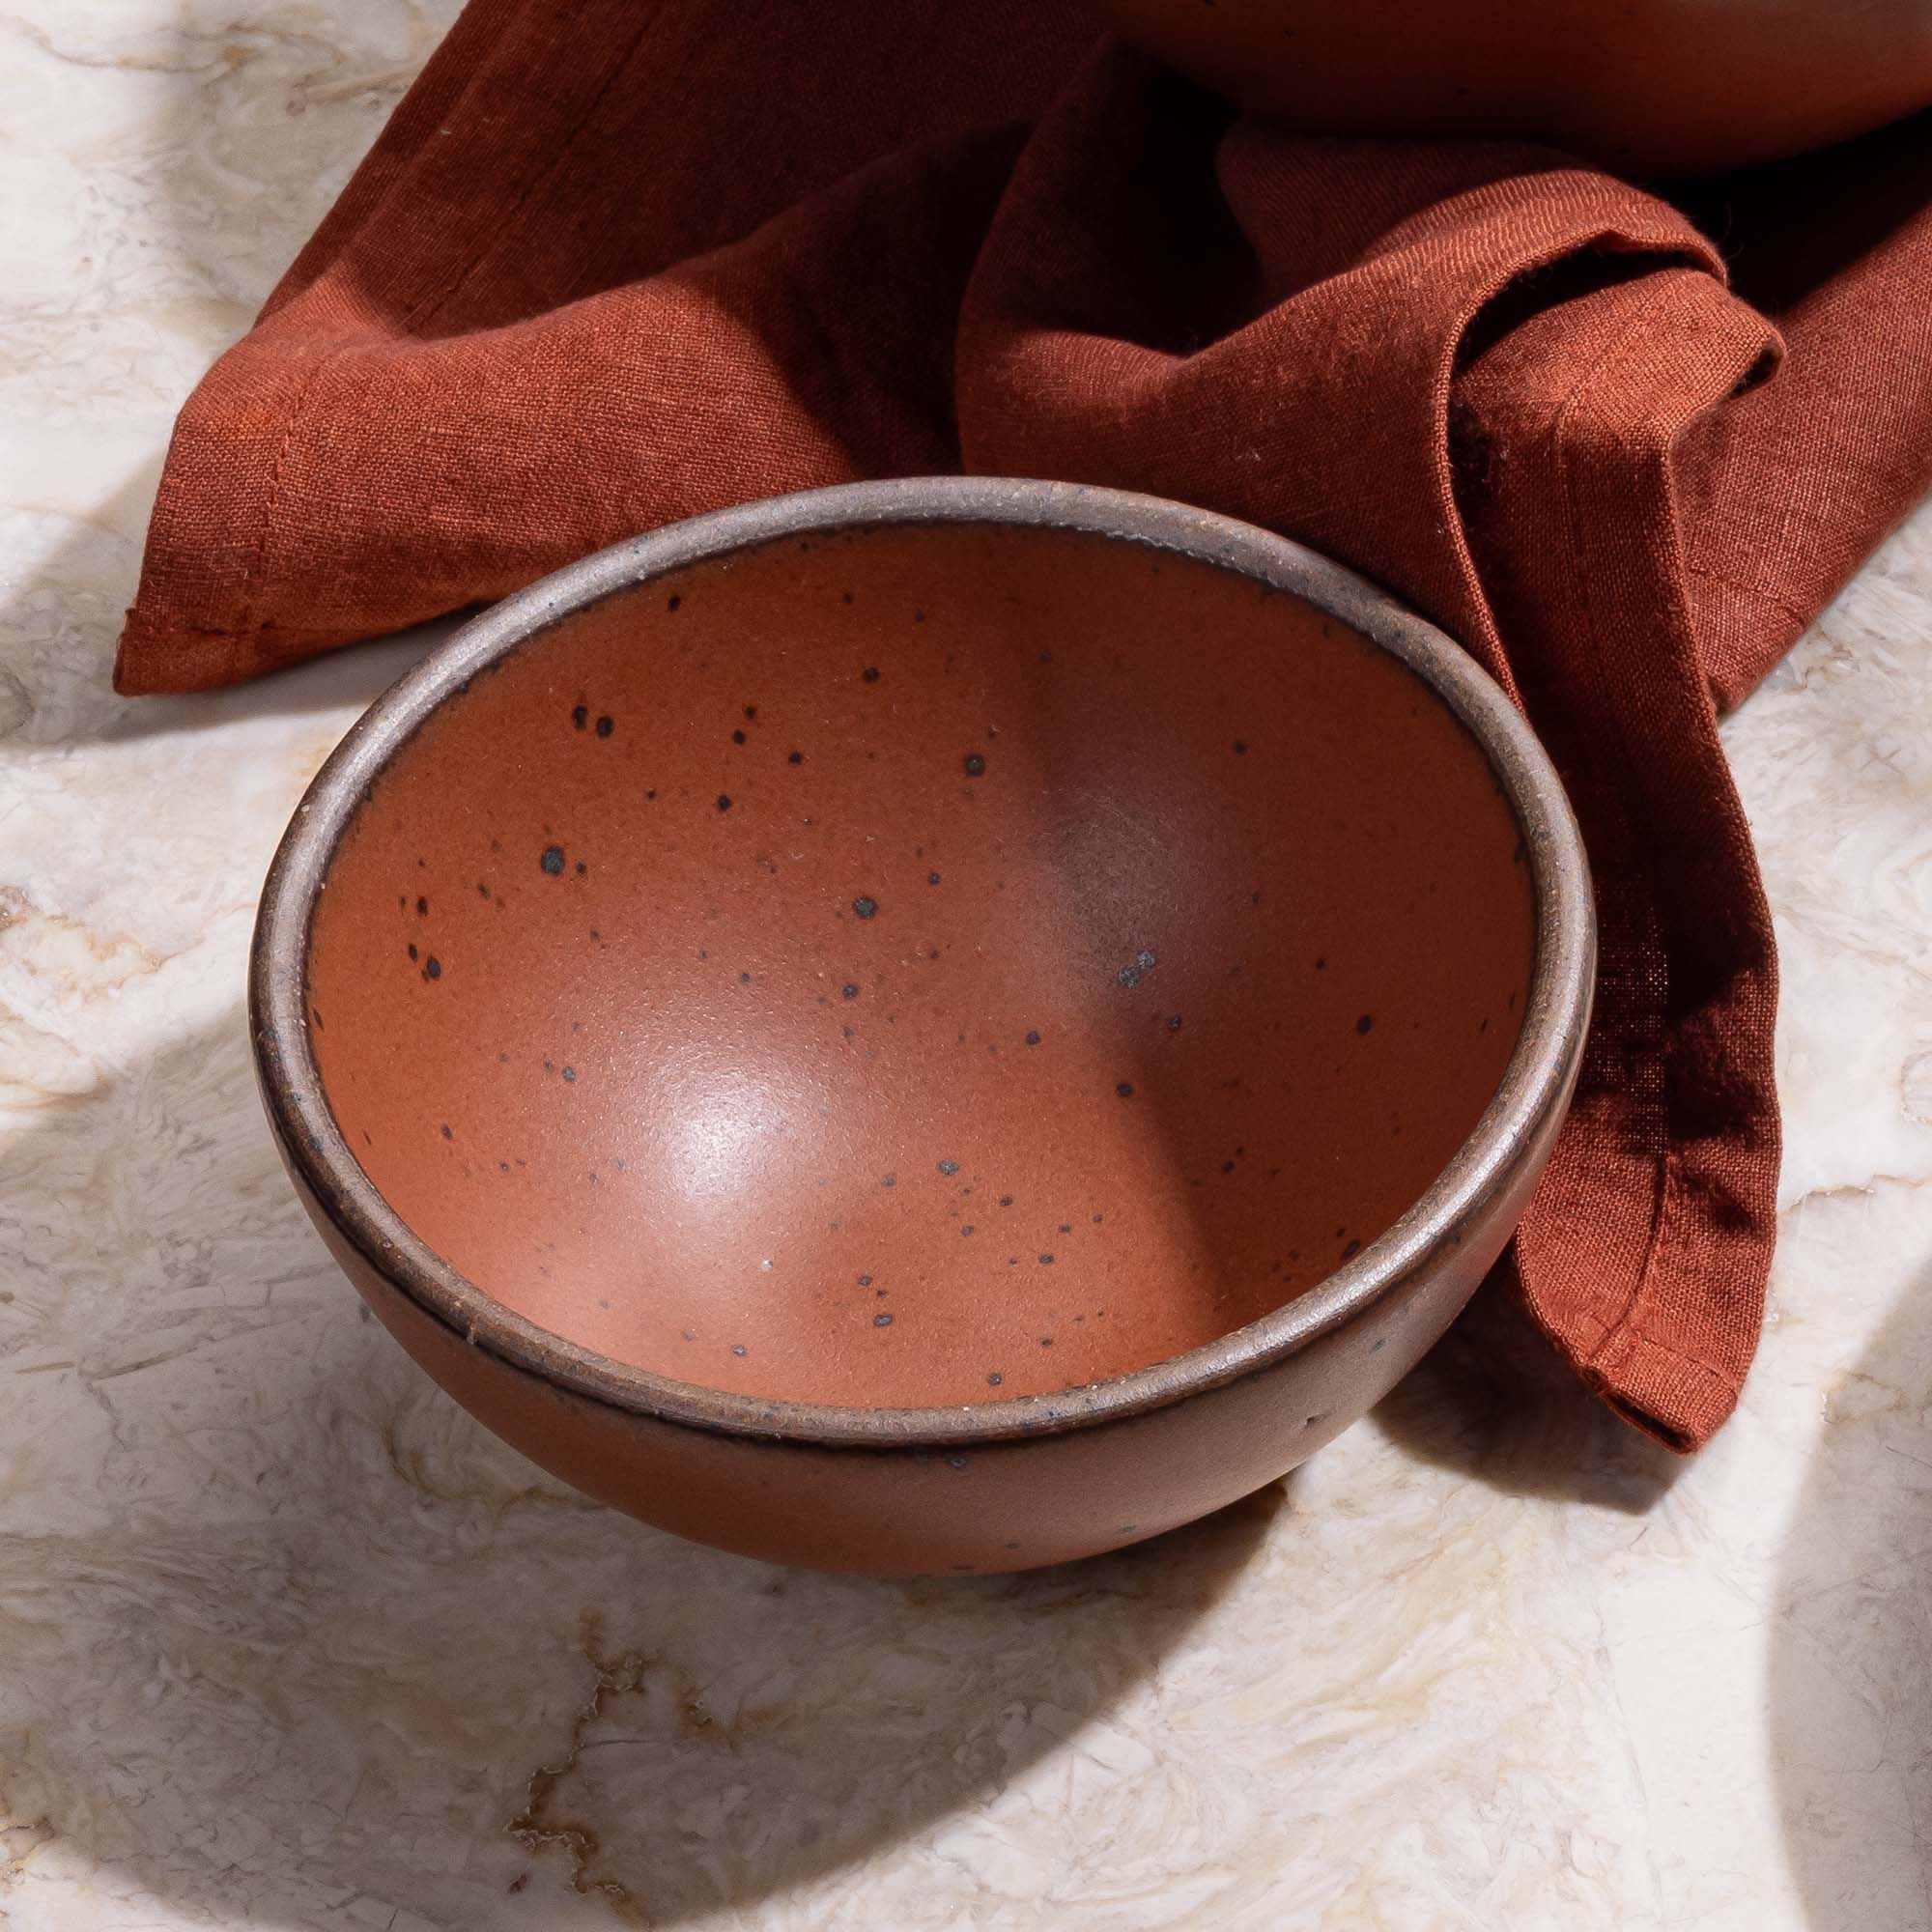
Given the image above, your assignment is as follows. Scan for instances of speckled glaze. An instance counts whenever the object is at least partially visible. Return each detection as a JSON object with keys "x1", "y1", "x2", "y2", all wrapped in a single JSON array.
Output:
[{"x1": 252, "y1": 478, "x2": 1593, "y2": 1575}]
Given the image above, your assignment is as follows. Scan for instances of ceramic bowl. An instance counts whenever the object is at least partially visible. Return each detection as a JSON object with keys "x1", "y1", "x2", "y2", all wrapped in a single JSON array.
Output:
[{"x1": 252, "y1": 478, "x2": 1593, "y2": 1575}]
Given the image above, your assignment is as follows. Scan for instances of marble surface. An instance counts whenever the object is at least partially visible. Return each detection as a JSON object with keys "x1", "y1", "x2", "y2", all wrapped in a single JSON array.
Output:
[{"x1": 2, "y1": 4, "x2": 1928, "y2": 1926}]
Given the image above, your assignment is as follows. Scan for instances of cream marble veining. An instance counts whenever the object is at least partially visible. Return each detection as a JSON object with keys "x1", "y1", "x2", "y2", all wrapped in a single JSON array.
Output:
[{"x1": 2, "y1": 6, "x2": 1928, "y2": 1927}]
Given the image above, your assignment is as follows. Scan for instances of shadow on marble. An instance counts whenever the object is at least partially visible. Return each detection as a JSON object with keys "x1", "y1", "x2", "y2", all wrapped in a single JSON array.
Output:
[
  {"x1": 1769, "y1": 1243, "x2": 1932, "y2": 1932},
  {"x1": 1370, "y1": 1273, "x2": 1684, "y2": 1514},
  {"x1": 2, "y1": 1007, "x2": 1282, "y2": 1929},
  {"x1": 0, "y1": 454, "x2": 458, "y2": 749},
  {"x1": 0, "y1": 0, "x2": 469, "y2": 757}
]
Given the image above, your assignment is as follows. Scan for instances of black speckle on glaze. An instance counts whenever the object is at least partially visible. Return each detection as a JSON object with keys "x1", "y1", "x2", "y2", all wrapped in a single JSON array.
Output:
[
  {"x1": 1118, "y1": 966, "x2": 1140, "y2": 988},
  {"x1": 596, "y1": 715, "x2": 613, "y2": 737},
  {"x1": 881, "y1": 1174, "x2": 896, "y2": 1188},
  {"x1": 1137, "y1": 950, "x2": 1155, "y2": 970},
  {"x1": 874, "y1": 1312, "x2": 894, "y2": 1327},
  {"x1": 1039, "y1": 1337, "x2": 1054, "y2": 1348},
  {"x1": 575, "y1": 861, "x2": 587, "y2": 876},
  {"x1": 561, "y1": 1066, "x2": 577, "y2": 1082},
  {"x1": 858, "y1": 1273, "x2": 872, "y2": 1286},
  {"x1": 1315, "y1": 956, "x2": 1327, "y2": 971},
  {"x1": 852, "y1": 895, "x2": 878, "y2": 920},
  {"x1": 541, "y1": 845, "x2": 564, "y2": 875},
  {"x1": 1233, "y1": 740, "x2": 1247, "y2": 754},
  {"x1": 999, "y1": 1194, "x2": 1014, "y2": 1208},
  {"x1": 862, "y1": 666, "x2": 881, "y2": 683},
  {"x1": 1343, "y1": 1238, "x2": 1362, "y2": 1260},
  {"x1": 440, "y1": 1124, "x2": 452, "y2": 1141},
  {"x1": 961, "y1": 1224, "x2": 976, "y2": 1236},
  {"x1": 717, "y1": 794, "x2": 733, "y2": 811},
  {"x1": 1025, "y1": 1030, "x2": 1041, "y2": 1046},
  {"x1": 927, "y1": 871, "x2": 941, "y2": 886},
  {"x1": 415, "y1": 895, "x2": 428, "y2": 916},
  {"x1": 963, "y1": 753, "x2": 986, "y2": 777},
  {"x1": 423, "y1": 956, "x2": 441, "y2": 980},
  {"x1": 1058, "y1": 1222, "x2": 1070, "y2": 1234},
  {"x1": 571, "y1": 704, "x2": 587, "y2": 730},
  {"x1": 1116, "y1": 1082, "x2": 1134, "y2": 1098},
  {"x1": 938, "y1": 1158, "x2": 959, "y2": 1176},
  {"x1": 787, "y1": 751, "x2": 804, "y2": 764},
  {"x1": 731, "y1": 1343, "x2": 747, "y2": 1356},
  {"x1": 1357, "y1": 1013, "x2": 1374, "y2": 1034},
  {"x1": 744, "y1": 705, "x2": 757, "y2": 720},
  {"x1": 407, "y1": 943, "x2": 418, "y2": 962},
  {"x1": 1166, "y1": 1013, "x2": 1182, "y2": 1032},
  {"x1": 1038, "y1": 1253, "x2": 1055, "y2": 1265},
  {"x1": 987, "y1": 1372, "x2": 1003, "y2": 1386},
  {"x1": 842, "y1": 983, "x2": 860, "y2": 1000},
  {"x1": 668, "y1": 594, "x2": 682, "y2": 611},
  {"x1": 732, "y1": 729, "x2": 747, "y2": 745}
]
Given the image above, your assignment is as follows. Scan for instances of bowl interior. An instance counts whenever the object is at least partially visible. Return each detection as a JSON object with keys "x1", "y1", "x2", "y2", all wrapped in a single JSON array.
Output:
[{"x1": 304, "y1": 519, "x2": 1534, "y2": 1409}]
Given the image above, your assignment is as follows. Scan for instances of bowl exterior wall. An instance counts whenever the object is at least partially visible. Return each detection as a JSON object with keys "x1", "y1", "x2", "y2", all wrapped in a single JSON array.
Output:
[{"x1": 272, "y1": 1048, "x2": 1569, "y2": 1575}]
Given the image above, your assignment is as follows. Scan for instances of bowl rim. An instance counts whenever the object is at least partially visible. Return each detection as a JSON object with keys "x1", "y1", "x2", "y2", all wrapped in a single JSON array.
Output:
[{"x1": 251, "y1": 476, "x2": 1594, "y2": 1449}]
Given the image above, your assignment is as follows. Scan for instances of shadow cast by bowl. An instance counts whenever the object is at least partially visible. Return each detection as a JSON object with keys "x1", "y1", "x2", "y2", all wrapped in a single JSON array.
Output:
[
  {"x1": 491, "y1": 1489, "x2": 1282, "y2": 1923},
  {"x1": 1370, "y1": 1268, "x2": 1684, "y2": 1513},
  {"x1": 0, "y1": 1007, "x2": 1281, "y2": 1930},
  {"x1": 1768, "y1": 1243, "x2": 1932, "y2": 1931}
]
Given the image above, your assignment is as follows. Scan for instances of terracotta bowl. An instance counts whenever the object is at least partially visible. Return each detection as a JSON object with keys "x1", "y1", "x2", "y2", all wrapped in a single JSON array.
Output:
[{"x1": 252, "y1": 478, "x2": 1592, "y2": 1576}]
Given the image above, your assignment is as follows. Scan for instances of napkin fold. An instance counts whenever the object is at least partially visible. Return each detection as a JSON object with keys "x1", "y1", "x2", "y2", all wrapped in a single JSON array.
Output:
[{"x1": 120, "y1": 0, "x2": 1932, "y2": 1448}]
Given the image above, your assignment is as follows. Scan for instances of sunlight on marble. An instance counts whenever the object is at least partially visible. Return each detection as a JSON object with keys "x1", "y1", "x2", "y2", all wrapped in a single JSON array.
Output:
[{"x1": 1, "y1": 5, "x2": 1927, "y2": 1928}]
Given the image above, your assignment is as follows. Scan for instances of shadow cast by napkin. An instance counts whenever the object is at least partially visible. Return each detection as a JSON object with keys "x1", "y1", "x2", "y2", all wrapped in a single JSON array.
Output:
[
  {"x1": 0, "y1": 1008, "x2": 1281, "y2": 1929},
  {"x1": 0, "y1": 0, "x2": 464, "y2": 753},
  {"x1": 1371, "y1": 1270, "x2": 1684, "y2": 1515},
  {"x1": 0, "y1": 448, "x2": 458, "y2": 750}
]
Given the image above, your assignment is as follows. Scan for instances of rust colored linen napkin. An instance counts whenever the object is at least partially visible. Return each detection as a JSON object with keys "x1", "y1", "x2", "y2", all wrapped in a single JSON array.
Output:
[{"x1": 120, "y1": 0, "x2": 1932, "y2": 1449}]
